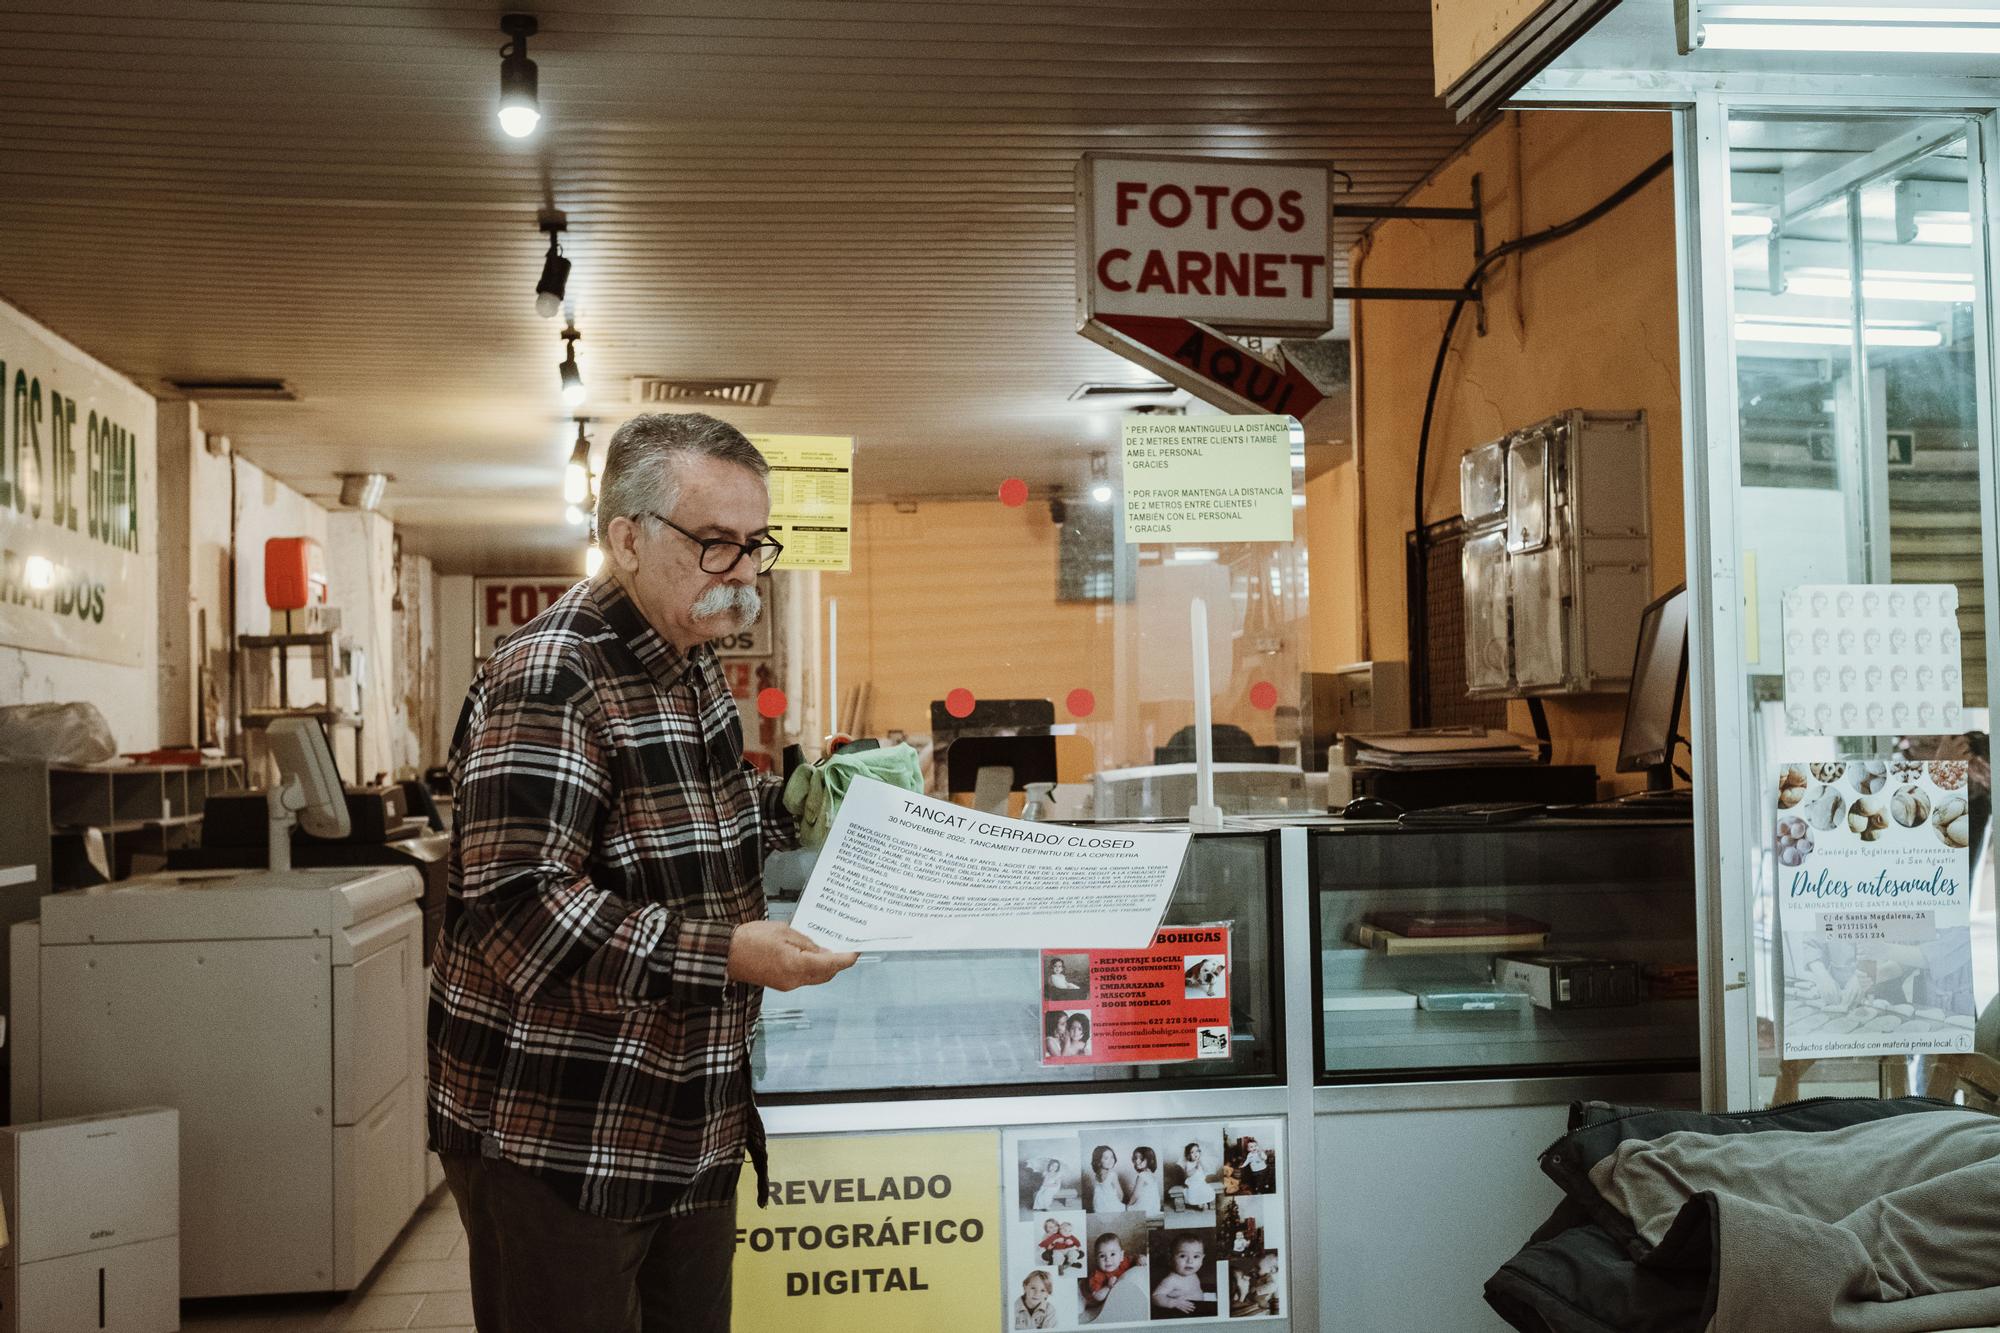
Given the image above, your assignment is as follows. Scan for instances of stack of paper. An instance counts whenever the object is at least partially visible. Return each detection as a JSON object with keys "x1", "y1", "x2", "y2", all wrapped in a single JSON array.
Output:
[{"x1": 1341, "y1": 728, "x2": 1543, "y2": 770}]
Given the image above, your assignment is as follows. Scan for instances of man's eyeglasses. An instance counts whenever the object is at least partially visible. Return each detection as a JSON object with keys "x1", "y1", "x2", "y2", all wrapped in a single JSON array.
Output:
[{"x1": 642, "y1": 512, "x2": 784, "y2": 574}]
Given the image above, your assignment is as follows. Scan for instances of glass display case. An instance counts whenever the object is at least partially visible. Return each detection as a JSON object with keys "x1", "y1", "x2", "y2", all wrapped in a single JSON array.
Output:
[
  {"x1": 753, "y1": 829, "x2": 1283, "y2": 1099},
  {"x1": 1310, "y1": 819, "x2": 1700, "y2": 1081}
]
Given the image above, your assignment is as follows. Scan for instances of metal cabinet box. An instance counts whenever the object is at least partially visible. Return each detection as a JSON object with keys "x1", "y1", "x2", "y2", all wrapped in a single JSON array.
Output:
[{"x1": 1459, "y1": 410, "x2": 1652, "y2": 697}]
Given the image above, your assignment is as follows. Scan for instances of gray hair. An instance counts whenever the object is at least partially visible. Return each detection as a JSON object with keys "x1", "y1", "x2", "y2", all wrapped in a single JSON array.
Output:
[{"x1": 594, "y1": 412, "x2": 768, "y2": 543}]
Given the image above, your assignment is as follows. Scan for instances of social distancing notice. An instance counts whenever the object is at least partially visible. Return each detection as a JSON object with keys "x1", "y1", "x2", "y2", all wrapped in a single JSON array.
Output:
[
  {"x1": 751, "y1": 434, "x2": 853, "y2": 571},
  {"x1": 732, "y1": 1131, "x2": 1000, "y2": 1332},
  {"x1": 1122, "y1": 415, "x2": 1294, "y2": 545}
]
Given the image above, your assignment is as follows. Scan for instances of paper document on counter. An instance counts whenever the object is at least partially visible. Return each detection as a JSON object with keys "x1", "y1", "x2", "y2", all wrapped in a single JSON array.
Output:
[{"x1": 789, "y1": 779, "x2": 1191, "y2": 952}]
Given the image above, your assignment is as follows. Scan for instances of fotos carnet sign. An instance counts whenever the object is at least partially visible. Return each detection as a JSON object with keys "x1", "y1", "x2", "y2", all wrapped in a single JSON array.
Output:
[{"x1": 1078, "y1": 154, "x2": 1332, "y2": 333}]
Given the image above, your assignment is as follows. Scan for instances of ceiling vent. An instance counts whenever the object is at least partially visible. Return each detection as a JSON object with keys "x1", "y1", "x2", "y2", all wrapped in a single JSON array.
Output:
[
  {"x1": 165, "y1": 377, "x2": 299, "y2": 401},
  {"x1": 629, "y1": 377, "x2": 774, "y2": 407},
  {"x1": 1068, "y1": 381, "x2": 1178, "y2": 402}
]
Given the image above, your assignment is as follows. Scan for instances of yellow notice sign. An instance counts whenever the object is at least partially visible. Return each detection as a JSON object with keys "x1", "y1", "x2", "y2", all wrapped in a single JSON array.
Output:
[
  {"x1": 1121, "y1": 414, "x2": 1295, "y2": 545},
  {"x1": 733, "y1": 1131, "x2": 1000, "y2": 1332},
  {"x1": 751, "y1": 434, "x2": 853, "y2": 571}
]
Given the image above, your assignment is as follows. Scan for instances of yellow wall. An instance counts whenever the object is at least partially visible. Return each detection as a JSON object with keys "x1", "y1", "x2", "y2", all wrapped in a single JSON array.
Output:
[
  {"x1": 1431, "y1": 0, "x2": 1558, "y2": 95},
  {"x1": 821, "y1": 499, "x2": 1293, "y2": 779},
  {"x1": 1321, "y1": 109, "x2": 1685, "y2": 792},
  {"x1": 819, "y1": 500, "x2": 1119, "y2": 773}
]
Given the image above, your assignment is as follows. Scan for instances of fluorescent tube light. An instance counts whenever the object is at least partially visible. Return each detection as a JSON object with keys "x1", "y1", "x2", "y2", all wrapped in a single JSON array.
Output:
[
  {"x1": 1692, "y1": 2, "x2": 2000, "y2": 52},
  {"x1": 1785, "y1": 271, "x2": 1975, "y2": 303},
  {"x1": 1171, "y1": 549, "x2": 1220, "y2": 563},
  {"x1": 1731, "y1": 213, "x2": 1776, "y2": 238},
  {"x1": 1735, "y1": 317, "x2": 1943, "y2": 347}
]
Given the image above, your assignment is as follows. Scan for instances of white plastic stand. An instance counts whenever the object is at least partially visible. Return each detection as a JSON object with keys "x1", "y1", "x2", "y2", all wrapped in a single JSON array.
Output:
[
  {"x1": 267, "y1": 775, "x2": 306, "y2": 874},
  {"x1": 1188, "y1": 597, "x2": 1225, "y2": 830}
]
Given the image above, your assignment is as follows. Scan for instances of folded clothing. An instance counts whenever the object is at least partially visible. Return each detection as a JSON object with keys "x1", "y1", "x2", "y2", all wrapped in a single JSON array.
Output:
[
  {"x1": 781, "y1": 744, "x2": 924, "y2": 847},
  {"x1": 1486, "y1": 1096, "x2": 1996, "y2": 1333}
]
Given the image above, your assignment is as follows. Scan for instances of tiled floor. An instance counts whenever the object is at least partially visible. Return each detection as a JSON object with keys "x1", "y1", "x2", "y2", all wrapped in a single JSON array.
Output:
[{"x1": 181, "y1": 1187, "x2": 473, "y2": 1332}]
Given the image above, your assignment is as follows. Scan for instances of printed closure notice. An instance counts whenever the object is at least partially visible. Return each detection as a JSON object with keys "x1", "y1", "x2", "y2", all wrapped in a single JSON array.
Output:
[
  {"x1": 789, "y1": 780, "x2": 1190, "y2": 952},
  {"x1": 1121, "y1": 415, "x2": 1294, "y2": 545}
]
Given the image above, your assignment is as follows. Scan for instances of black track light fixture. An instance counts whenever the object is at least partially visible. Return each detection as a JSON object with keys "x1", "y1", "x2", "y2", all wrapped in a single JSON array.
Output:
[
  {"x1": 564, "y1": 419, "x2": 591, "y2": 505},
  {"x1": 498, "y1": 15, "x2": 540, "y2": 139},
  {"x1": 558, "y1": 326, "x2": 584, "y2": 406},
  {"x1": 535, "y1": 220, "x2": 570, "y2": 318}
]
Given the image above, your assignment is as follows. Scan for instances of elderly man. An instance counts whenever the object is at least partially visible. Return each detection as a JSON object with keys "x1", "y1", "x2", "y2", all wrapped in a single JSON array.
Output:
[{"x1": 429, "y1": 412, "x2": 856, "y2": 1333}]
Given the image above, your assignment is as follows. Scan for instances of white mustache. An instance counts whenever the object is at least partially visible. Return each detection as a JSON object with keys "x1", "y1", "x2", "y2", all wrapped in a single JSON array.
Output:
[{"x1": 692, "y1": 583, "x2": 762, "y2": 624}]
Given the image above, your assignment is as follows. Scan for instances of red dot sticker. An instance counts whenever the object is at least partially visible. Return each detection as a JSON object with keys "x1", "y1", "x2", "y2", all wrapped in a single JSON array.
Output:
[
  {"x1": 1248, "y1": 681, "x2": 1278, "y2": 711},
  {"x1": 756, "y1": 688, "x2": 788, "y2": 719},
  {"x1": 1066, "y1": 688, "x2": 1096, "y2": 719},
  {"x1": 945, "y1": 688, "x2": 977, "y2": 719},
  {"x1": 998, "y1": 478, "x2": 1029, "y2": 508}
]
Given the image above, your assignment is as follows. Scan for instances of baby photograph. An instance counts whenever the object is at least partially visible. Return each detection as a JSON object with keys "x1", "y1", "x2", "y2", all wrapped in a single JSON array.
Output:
[
  {"x1": 1146, "y1": 1226, "x2": 1220, "y2": 1320},
  {"x1": 1045, "y1": 952, "x2": 1092, "y2": 1001},
  {"x1": 1077, "y1": 1211, "x2": 1152, "y2": 1326}
]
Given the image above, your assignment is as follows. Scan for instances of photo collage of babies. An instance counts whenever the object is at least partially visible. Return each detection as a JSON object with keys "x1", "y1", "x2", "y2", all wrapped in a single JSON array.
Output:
[{"x1": 1005, "y1": 1120, "x2": 1285, "y2": 1328}]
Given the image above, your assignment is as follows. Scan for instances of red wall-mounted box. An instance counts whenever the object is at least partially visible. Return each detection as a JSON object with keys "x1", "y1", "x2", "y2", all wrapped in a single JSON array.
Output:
[{"x1": 264, "y1": 536, "x2": 328, "y2": 610}]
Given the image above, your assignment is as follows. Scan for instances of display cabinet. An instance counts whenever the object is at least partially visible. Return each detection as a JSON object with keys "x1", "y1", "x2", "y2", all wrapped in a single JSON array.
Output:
[
  {"x1": 1309, "y1": 818, "x2": 1700, "y2": 1082},
  {"x1": 753, "y1": 829, "x2": 1283, "y2": 1099}
]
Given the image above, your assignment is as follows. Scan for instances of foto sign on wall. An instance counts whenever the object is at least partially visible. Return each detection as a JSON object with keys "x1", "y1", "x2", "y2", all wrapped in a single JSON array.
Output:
[
  {"x1": 1077, "y1": 155, "x2": 1332, "y2": 334},
  {"x1": 0, "y1": 301, "x2": 155, "y2": 667},
  {"x1": 475, "y1": 577, "x2": 575, "y2": 657}
]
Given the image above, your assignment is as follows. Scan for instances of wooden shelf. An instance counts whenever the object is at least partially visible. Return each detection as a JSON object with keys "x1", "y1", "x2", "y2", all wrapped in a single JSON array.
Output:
[{"x1": 241, "y1": 708, "x2": 363, "y2": 728}]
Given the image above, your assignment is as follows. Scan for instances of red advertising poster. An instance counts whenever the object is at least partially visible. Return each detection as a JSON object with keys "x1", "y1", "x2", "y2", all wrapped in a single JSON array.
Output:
[{"x1": 1041, "y1": 925, "x2": 1231, "y2": 1066}]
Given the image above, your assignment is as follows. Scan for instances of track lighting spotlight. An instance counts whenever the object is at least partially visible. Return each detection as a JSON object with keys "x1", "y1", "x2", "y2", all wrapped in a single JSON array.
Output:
[
  {"x1": 564, "y1": 420, "x2": 591, "y2": 505},
  {"x1": 535, "y1": 225, "x2": 570, "y2": 318},
  {"x1": 498, "y1": 15, "x2": 541, "y2": 139},
  {"x1": 558, "y1": 327, "x2": 584, "y2": 406}
]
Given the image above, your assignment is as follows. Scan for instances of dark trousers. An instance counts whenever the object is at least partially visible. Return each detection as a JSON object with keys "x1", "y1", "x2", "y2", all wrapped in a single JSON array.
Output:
[{"x1": 442, "y1": 1153, "x2": 737, "y2": 1333}]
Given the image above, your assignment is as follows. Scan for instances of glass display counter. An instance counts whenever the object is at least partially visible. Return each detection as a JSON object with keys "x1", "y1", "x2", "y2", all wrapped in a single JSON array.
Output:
[
  {"x1": 753, "y1": 829, "x2": 1283, "y2": 1099},
  {"x1": 1309, "y1": 818, "x2": 1700, "y2": 1082}
]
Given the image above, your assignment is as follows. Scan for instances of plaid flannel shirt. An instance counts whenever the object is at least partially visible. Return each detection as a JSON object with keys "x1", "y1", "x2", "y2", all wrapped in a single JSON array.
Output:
[{"x1": 427, "y1": 572, "x2": 793, "y2": 1221}]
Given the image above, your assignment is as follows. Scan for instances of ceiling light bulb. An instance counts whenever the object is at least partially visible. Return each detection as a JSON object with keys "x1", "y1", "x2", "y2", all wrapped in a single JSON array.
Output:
[
  {"x1": 535, "y1": 231, "x2": 570, "y2": 318},
  {"x1": 1091, "y1": 483, "x2": 1113, "y2": 503},
  {"x1": 23, "y1": 554, "x2": 55, "y2": 591},
  {"x1": 565, "y1": 503, "x2": 586, "y2": 526},
  {"x1": 585, "y1": 543, "x2": 604, "y2": 577},
  {"x1": 564, "y1": 426, "x2": 591, "y2": 504},
  {"x1": 558, "y1": 328, "x2": 584, "y2": 405},
  {"x1": 498, "y1": 15, "x2": 541, "y2": 138},
  {"x1": 499, "y1": 104, "x2": 541, "y2": 138}
]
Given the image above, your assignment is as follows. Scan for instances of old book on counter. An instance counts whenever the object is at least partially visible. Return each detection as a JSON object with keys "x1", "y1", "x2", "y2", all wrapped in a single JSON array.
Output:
[
  {"x1": 1348, "y1": 921, "x2": 1551, "y2": 955},
  {"x1": 1365, "y1": 910, "x2": 1550, "y2": 939}
]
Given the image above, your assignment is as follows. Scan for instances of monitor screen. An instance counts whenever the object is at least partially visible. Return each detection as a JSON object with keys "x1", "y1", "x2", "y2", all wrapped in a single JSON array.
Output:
[{"x1": 1617, "y1": 584, "x2": 1688, "y2": 774}]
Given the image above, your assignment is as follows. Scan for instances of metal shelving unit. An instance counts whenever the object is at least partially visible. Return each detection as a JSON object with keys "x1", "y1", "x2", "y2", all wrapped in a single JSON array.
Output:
[{"x1": 237, "y1": 630, "x2": 365, "y2": 781}]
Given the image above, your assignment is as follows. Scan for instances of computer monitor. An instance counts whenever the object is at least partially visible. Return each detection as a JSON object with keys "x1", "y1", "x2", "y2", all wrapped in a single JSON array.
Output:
[
  {"x1": 945, "y1": 734, "x2": 1060, "y2": 802},
  {"x1": 1616, "y1": 584, "x2": 1689, "y2": 793}
]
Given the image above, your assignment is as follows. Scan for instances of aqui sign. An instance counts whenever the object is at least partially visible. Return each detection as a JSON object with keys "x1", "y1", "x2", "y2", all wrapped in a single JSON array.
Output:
[{"x1": 1076, "y1": 154, "x2": 1335, "y2": 416}]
